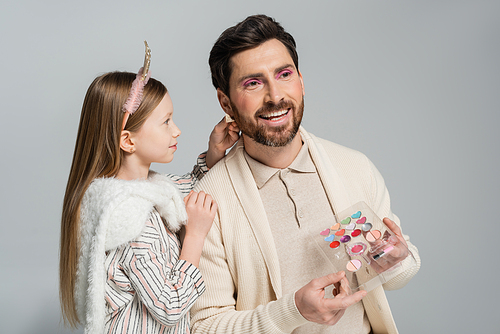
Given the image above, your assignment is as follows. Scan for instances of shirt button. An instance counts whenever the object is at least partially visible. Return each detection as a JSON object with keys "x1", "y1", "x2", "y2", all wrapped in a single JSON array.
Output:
[
  {"x1": 298, "y1": 209, "x2": 304, "y2": 218},
  {"x1": 290, "y1": 189, "x2": 296, "y2": 196}
]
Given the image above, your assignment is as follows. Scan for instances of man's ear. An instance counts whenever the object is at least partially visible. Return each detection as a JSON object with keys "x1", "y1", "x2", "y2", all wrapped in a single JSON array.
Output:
[
  {"x1": 298, "y1": 70, "x2": 305, "y2": 96},
  {"x1": 217, "y1": 88, "x2": 234, "y2": 117},
  {"x1": 120, "y1": 130, "x2": 136, "y2": 154}
]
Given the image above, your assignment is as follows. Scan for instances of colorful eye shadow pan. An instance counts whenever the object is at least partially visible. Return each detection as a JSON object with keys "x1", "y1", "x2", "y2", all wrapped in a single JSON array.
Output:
[
  {"x1": 331, "y1": 223, "x2": 341, "y2": 230},
  {"x1": 361, "y1": 222, "x2": 373, "y2": 232},
  {"x1": 351, "y1": 211, "x2": 362, "y2": 219},
  {"x1": 324, "y1": 234, "x2": 334, "y2": 242},
  {"x1": 335, "y1": 229, "x2": 345, "y2": 236},
  {"x1": 351, "y1": 229, "x2": 361, "y2": 237},
  {"x1": 340, "y1": 217, "x2": 351, "y2": 225},
  {"x1": 356, "y1": 217, "x2": 367, "y2": 224},
  {"x1": 351, "y1": 244, "x2": 364, "y2": 253},
  {"x1": 346, "y1": 242, "x2": 367, "y2": 256},
  {"x1": 330, "y1": 241, "x2": 340, "y2": 249},
  {"x1": 366, "y1": 230, "x2": 382, "y2": 242},
  {"x1": 340, "y1": 235, "x2": 351, "y2": 243},
  {"x1": 346, "y1": 242, "x2": 371, "y2": 264},
  {"x1": 320, "y1": 228, "x2": 330, "y2": 236},
  {"x1": 346, "y1": 259, "x2": 362, "y2": 272},
  {"x1": 346, "y1": 222, "x2": 356, "y2": 230}
]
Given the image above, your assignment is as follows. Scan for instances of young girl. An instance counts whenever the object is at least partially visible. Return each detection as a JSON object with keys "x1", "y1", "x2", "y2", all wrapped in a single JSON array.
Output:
[{"x1": 60, "y1": 56, "x2": 239, "y2": 333}]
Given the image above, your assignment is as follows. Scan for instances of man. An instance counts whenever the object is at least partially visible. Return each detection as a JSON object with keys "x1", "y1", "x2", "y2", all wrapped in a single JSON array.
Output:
[{"x1": 191, "y1": 15, "x2": 420, "y2": 334}]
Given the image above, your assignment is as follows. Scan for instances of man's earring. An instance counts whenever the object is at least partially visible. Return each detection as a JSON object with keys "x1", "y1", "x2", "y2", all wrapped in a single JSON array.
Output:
[{"x1": 225, "y1": 114, "x2": 235, "y2": 123}]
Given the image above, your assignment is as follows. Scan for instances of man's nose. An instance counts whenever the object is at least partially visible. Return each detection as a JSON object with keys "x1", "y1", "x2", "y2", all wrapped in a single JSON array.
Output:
[{"x1": 264, "y1": 80, "x2": 284, "y2": 104}]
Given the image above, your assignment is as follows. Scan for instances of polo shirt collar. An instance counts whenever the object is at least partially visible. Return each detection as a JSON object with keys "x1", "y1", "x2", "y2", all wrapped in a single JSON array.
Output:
[{"x1": 243, "y1": 140, "x2": 316, "y2": 189}]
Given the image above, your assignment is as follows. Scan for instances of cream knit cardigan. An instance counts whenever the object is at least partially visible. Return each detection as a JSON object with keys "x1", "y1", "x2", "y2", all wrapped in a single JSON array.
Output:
[{"x1": 191, "y1": 127, "x2": 421, "y2": 334}]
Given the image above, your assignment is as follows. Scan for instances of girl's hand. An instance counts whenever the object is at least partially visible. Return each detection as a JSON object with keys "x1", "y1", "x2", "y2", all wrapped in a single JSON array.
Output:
[
  {"x1": 183, "y1": 191, "x2": 217, "y2": 239},
  {"x1": 206, "y1": 117, "x2": 240, "y2": 168},
  {"x1": 179, "y1": 191, "x2": 217, "y2": 267}
]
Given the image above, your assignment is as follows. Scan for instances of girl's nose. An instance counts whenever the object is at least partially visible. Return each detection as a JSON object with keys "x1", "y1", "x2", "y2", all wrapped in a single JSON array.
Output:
[{"x1": 172, "y1": 121, "x2": 181, "y2": 137}]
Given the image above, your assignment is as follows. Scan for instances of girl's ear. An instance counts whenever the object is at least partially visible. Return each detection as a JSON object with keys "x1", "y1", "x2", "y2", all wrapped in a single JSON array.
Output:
[
  {"x1": 217, "y1": 89, "x2": 234, "y2": 118},
  {"x1": 120, "y1": 130, "x2": 136, "y2": 154}
]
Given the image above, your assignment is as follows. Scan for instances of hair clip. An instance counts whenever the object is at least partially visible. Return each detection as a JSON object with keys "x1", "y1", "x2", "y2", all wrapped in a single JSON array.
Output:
[
  {"x1": 122, "y1": 41, "x2": 152, "y2": 130},
  {"x1": 141, "y1": 41, "x2": 151, "y2": 81}
]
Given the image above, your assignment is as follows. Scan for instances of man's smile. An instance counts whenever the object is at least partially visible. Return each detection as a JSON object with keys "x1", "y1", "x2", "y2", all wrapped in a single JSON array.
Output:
[{"x1": 258, "y1": 108, "x2": 290, "y2": 121}]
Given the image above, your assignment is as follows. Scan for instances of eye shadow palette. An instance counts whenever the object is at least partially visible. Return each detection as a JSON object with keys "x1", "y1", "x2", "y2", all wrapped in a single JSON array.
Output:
[{"x1": 310, "y1": 201, "x2": 417, "y2": 293}]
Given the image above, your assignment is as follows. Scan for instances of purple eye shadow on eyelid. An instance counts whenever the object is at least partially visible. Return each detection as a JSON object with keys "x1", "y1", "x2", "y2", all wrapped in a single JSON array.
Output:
[
  {"x1": 242, "y1": 79, "x2": 261, "y2": 87},
  {"x1": 276, "y1": 70, "x2": 292, "y2": 79}
]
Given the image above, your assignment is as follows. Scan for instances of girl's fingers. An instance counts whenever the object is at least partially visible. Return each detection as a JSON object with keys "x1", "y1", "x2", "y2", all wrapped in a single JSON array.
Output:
[
  {"x1": 210, "y1": 201, "x2": 218, "y2": 215},
  {"x1": 187, "y1": 191, "x2": 201, "y2": 205},
  {"x1": 229, "y1": 130, "x2": 240, "y2": 141},
  {"x1": 186, "y1": 191, "x2": 216, "y2": 218},
  {"x1": 203, "y1": 194, "x2": 214, "y2": 210},
  {"x1": 217, "y1": 116, "x2": 227, "y2": 128},
  {"x1": 183, "y1": 191, "x2": 194, "y2": 204}
]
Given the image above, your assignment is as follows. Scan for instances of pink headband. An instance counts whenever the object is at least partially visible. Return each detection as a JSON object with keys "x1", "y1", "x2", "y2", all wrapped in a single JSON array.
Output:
[{"x1": 122, "y1": 41, "x2": 151, "y2": 130}]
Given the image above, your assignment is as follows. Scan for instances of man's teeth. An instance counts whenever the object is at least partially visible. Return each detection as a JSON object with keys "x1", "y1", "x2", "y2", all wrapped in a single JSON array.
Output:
[{"x1": 261, "y1": 109, "x2": 288, "y2": 119}]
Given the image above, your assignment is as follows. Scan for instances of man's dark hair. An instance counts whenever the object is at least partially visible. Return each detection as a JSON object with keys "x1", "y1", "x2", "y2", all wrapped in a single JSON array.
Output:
[{"x1": 209, "y1": 14, "x2": 299, "y2": 97}]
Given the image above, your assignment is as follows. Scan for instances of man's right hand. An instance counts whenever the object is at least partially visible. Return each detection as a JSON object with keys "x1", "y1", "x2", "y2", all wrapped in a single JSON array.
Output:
[{"x1": 294, "y1": 271, "x2": 367, "y2": 326}]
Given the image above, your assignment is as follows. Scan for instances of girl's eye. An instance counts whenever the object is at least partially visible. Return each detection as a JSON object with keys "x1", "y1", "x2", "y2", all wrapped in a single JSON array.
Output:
[{"x1": 164, "y1": 119, "x2": 170, "y2": 125}]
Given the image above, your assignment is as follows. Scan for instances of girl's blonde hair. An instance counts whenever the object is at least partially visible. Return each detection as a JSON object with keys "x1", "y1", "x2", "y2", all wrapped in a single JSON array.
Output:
[{"x1": 60, "y1": 71, "x2": 167, "y2": 327}]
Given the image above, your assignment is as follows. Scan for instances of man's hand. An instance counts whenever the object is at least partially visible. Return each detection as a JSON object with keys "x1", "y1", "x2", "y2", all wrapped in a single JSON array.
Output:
[
  {"x1": 294, "y1": 272, "x2": 367, "y2": 326},
  {"x1": 382, "y1": 217, "x2": 408, "y2": 249},
  {"x1": 366, "y1": 218, "x2": 409, "y2": 273},
  {"x1": 206, "y1": 117, "x2": 240, "y2": 168}
]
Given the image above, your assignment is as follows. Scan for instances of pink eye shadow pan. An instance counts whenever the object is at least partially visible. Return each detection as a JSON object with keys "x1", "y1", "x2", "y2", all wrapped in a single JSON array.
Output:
[
  {"x1": 346, "y1": 259, "x2": 362, "y2": 272},
  {"x1": 366, "y1": 230, "x2": 381, "y2": 242}
]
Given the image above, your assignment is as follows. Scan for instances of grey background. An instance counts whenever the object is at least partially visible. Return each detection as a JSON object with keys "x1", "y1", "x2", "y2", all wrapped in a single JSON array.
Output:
[{"x1": 1, "y1": 1, "x2": 498, "y2": 333}]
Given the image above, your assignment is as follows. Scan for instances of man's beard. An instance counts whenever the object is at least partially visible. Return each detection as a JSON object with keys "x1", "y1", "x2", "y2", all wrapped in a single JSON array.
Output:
[{"x1": 231, "y1": 98, "x2": 304, "y2": 147}]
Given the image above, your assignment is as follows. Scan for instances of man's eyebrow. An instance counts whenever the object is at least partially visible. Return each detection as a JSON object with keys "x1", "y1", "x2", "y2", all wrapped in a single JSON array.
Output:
[
  {"x1": 274, "y1": 64, "x2": 295, "y2": 75},
  {"x1": 237, "y1": 72, "x2": 264, "y2": 83},
  {"x1": 236, "y1": 64, "x2": 296, "y2": 83}
]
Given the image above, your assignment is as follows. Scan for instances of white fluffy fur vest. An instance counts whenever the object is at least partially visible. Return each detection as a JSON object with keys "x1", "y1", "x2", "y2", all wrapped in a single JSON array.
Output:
[{"x1": 75, "y1": 171, "x2": 187, "y2": 334}]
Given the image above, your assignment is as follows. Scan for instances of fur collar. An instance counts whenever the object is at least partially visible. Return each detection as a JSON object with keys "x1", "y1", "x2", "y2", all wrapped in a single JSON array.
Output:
[{"x1": 75, "y1": 171, "x2": 187, "y2": 333}]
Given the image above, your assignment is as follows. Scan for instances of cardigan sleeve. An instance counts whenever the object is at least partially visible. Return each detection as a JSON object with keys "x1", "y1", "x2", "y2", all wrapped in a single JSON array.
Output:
[{"x1": 166, "y1": 151, "x2": 209, "y2": 196}]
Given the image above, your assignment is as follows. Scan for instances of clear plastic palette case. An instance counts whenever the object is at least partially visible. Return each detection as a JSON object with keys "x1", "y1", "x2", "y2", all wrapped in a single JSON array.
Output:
[{"x1": 310, "y1": 201, "x2": 417, "y2": 293}]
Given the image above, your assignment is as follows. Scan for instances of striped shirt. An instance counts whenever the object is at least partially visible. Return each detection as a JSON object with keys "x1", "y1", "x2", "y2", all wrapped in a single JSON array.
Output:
[
  {"x1": 103, "y1": 154, "x2": 209, "y2": 333},
  {"x1": 166, "y1": 152, "x2": 208, "y2": 196},
  {"x1": 104, "y1": 209, "x2": 205, "y2": 334}
]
